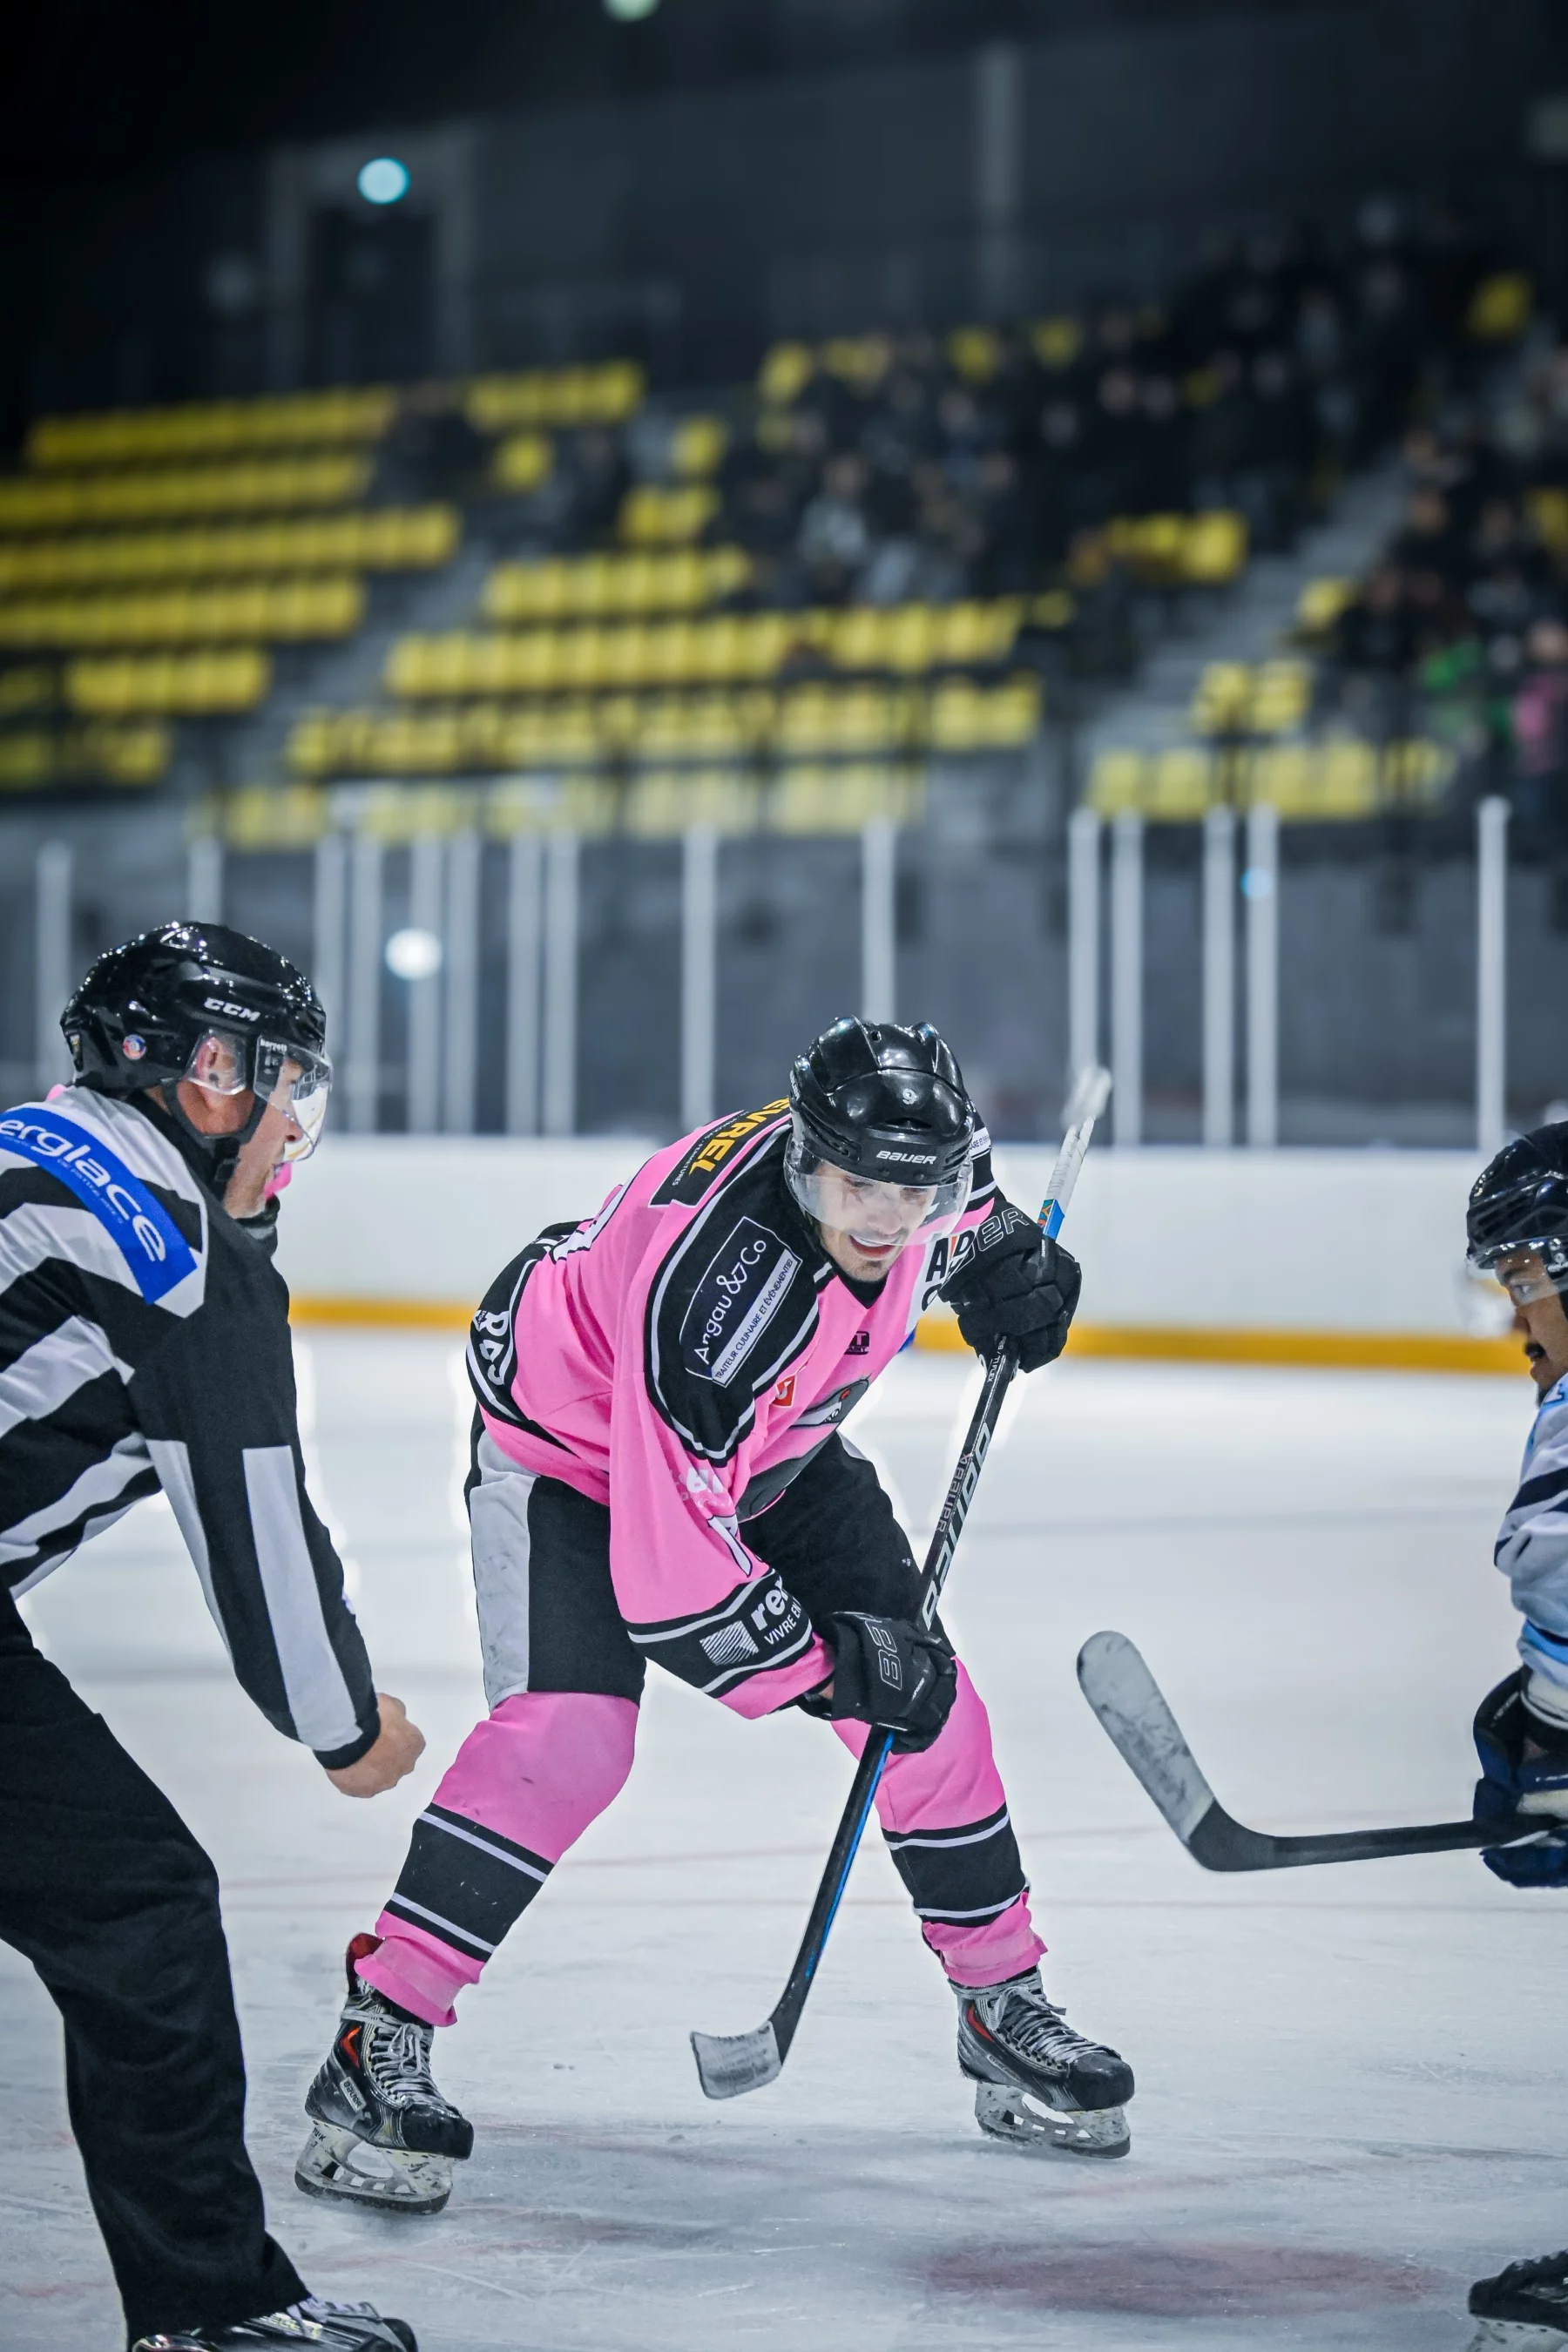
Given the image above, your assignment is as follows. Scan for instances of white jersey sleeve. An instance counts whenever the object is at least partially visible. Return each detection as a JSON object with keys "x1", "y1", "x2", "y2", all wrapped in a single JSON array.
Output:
[{"x1": 1496, "y1": 1373, "x2": 1568, "y2": 1700}]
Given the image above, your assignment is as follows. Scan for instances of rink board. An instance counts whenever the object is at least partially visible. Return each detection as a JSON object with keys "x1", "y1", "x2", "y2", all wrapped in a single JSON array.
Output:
[{"x1": 275, "y1": 1139, "x2": 1512, "y2": 1369}]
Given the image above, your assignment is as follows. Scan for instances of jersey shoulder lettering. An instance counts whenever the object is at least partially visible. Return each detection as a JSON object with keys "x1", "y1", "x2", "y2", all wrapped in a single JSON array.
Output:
[
  {"x1": 0, "y1": 1106, "x2": 199, "y2": 1303},
  {"x1": 645, "y1": 1137, "x2": 821, "y2": 1463},
  {"x1": 649, "y1": 1098, "x2": 791, "y2": 1208}
]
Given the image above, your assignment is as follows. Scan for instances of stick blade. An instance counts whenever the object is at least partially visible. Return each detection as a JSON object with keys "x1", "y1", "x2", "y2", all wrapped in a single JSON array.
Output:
[
  {"x1": 690, "y1": 2021, "x2": 781, "y2": 2101},
  {"x1": 1077, "y1": 1630, "x2": 1218, "y2": 1845}
]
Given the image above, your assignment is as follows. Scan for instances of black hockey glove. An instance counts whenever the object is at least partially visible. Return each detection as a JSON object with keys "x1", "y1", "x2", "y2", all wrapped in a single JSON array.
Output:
[
  {"x1": 943, "y1": 1200, "x2": 1081, "y2": 1373},
  {"x1": 800, "y1": 1612, "x2": 957, "y2": 1753},
  {"x1": 1473, "y1": 1668, "x2": 1568, "y2": 1887}
]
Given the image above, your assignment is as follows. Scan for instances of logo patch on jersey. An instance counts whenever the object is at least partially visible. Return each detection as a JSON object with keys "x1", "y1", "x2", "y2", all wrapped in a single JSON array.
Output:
[
  {"x1": 773, "y1": 1375, "x2": 796, "y2": 1408},
  {"x1": 0, "y1": 1111, "x2": 199, "y2": 1303},
  {"x1": 681, "y1": 1217, "x2": 801, "y2": 1388},
  {"x1": 700, "y1": 1620, "x2": 761, "y2": 1668},
  {"x1": 652, "y1": 1100, "x2": 789, "y2": 1207},
  {"x1": 847, "y1": 1330, "x2": 870, "y2": 1356}
]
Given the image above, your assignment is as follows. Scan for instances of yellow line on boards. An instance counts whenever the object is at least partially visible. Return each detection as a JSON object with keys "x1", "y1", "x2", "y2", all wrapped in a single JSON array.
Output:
[
  {"x1": 288, "y1": 1295, "x2": 1526, "y2": 1375},
  {"x1": 915, "y1": 1315, "x2": 1524, "y2": 1375},
  {"x1": 290, "y1": 1297, "x2": 473, "y2": 1330}
]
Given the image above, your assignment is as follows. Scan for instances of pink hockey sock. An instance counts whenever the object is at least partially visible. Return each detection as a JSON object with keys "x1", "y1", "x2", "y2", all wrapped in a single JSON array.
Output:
[
  {"x1": 832, "y1": 1661, "x2": 1046, "y2": 1988},
  {"x1": 358, "y1": 1691, "x2": 639, "y2": 2026}
]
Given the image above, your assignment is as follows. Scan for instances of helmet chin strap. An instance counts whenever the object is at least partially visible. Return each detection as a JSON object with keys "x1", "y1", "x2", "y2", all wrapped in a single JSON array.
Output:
[{"x1": 160, "y1": 1083, "x2": 269, "y2": 1198}]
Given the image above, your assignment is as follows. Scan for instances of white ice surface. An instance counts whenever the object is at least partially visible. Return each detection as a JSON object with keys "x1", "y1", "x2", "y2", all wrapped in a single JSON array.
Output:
[{"x1": 3, "y1": 1342, "x2": 1560, "y2": 2350}]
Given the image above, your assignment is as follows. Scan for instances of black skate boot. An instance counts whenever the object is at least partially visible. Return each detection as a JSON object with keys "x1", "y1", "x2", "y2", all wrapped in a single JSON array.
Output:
[
  {"x1": 295, "y1": 1935, "x2": 473, "y2": 2215},
  {"x1": 956, "y1": 1967, "x2": 1133, "y2": 2157},
  {"x1": 1469, "y1": 2248, "x2": 1568, "y2": 2348},
  {"x1": 132, "y1": 2298, "x2": 416, "y2": 2351}
]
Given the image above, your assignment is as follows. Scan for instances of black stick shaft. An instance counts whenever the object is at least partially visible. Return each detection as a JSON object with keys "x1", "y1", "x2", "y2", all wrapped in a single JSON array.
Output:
[{"x1": 766, "y1": 1342, "x2": 1017, "y2": 2064}]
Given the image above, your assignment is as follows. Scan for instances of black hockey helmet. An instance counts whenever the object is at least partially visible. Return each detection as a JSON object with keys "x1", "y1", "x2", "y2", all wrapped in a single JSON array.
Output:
[
  {"x1": 64, "y1": 921, "x2": 331, "y2": 1179},
  {"x1": 789, "y1": 1017, "x2": 975, "y2": 1185},
  {"x1": 1467, "y1": 1123, "x2": 1568, "y2": 1302}
]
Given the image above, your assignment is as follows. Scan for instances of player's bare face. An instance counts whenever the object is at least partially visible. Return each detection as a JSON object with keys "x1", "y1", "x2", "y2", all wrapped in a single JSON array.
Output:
[
  {"x1": 812, "y1": 1170, "x2": 936, "y2": 1283},
  {"x1": 1497, "y1": 1250, "x2": 1568, "y2": 1395}
]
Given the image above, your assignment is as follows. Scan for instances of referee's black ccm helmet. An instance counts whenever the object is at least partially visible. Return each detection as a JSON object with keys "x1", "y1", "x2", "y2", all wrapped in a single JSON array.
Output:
[{"x1": 63, "y1": 921, "x2": 332, "y2": 1185}]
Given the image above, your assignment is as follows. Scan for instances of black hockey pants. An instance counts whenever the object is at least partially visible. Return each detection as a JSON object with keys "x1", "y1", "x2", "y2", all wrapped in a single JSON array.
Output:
[{"x1": 0, "y1": 1583, "x2": 305, "y2": 2346}]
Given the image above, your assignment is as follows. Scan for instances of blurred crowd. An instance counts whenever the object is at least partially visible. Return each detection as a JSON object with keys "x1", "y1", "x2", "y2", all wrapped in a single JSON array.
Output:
[
  {"x1": 715, "y1": 197, "x2": 1515, "y2": 618},
  {"x1": 1326, "y1": 338, "x2": 1568, "y2": 836}
]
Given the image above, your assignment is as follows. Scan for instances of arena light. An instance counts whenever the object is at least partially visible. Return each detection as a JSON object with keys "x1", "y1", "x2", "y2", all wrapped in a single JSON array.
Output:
[
  {"x1": 358, "y1": 156, "x2": 410, "y2": 206},
  {"x1": 605, "y1": 0, "x2": 659, "y2": 18},
  {"x1": 385, "y1": 927, "x2": 443, "y2": 980}
]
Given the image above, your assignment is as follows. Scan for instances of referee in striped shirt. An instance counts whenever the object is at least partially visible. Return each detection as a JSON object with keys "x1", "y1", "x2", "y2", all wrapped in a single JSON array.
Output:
[{"x1": 0, "y1": 921, "x2": 421, "y2": 2352}]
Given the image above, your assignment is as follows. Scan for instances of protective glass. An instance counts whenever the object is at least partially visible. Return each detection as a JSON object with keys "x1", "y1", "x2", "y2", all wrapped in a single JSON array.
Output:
[
  {"x1": 1466, "y1": 1238, "x2": 1568, "y2": 1310},
  {"x1": 184, "y1": 1030, "x2": 333, "y2": 1161},
  {"x1": 785, "y1": 1132, "x2": 973, "y2": 1254}
]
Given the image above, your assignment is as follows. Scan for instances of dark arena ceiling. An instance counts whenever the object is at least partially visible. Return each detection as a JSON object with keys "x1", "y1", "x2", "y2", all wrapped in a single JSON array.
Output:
[{"x1": 3, "y1": 0, "x2": 1375, "y2": 184}]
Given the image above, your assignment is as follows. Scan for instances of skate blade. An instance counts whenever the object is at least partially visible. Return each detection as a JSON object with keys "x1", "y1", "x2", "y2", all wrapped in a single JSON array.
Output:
[
  {"x1": 690, "y1": 2022, "x2": 781, "y2": 2100},
  {"x1": 294, "y1": 2120, "x2": 453, "y2": 2214},
  {"x1": 973, "y1": 2080, "x2": 1130, "y2": 2158},
  {"x1": 1469, "y1": 2324, "x2": 1568, "y2": 2350}
]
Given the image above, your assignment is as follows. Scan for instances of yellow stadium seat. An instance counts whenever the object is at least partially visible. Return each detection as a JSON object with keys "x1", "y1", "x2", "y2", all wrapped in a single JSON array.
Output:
[
  {"x1": 757, "y1": 344, "x2": 815, "y2": 406},
  {"x1": 493, "y1": 434, "x2": 553, "y2": 495},
  {"x1": 65, "y1": 647, "x2": 270, "y2": 716},
  {"x1": 0, "y1": 457, "x2": 370, "y2": 533},
  {"x1": 1249, "y1": 659, "x2": 1312, "y2": 736},
  {"x1": 1466, "y1": 272, "x2": 1533, "y2": 342},
  {"x1": 463, "y1": 363, "x2": 645, "y2": 435},
  {"x1": 618, "y1": 485, "x2": 719, "y2": 546},
  {"x1": 1031, "y1": 317, "x2": 1085, "y2": 371},
  {"x1": 1146, "y1": 747, "x2": 1216, "y2": 818},
  {"x1": 624, "y1": 768, "x2": 761, "y2": 837},
  {"x1": 24, "y1": 389, "x2": 395, "y2": 470},
  {"x1": 1192, "y1": 663, "x2": 1254, "y2": 735},
  {"x1": 768, "y1": 763, "x2": 923, "y2": 835},
  {"x1": 670, "y1": 417, "x2": 729, "y2": 479},
  {"x1": 947, "y1": 328, "x2": 1004, "y2": 385},
  {"x1": 928, "y1": 675, "x2": 1042, "y2": 752},
  {"x1": 0, "y1": 666, "x2": 57, "y2": 714},
  {"x1": 1295, "y1": 577, "x2": 1355, "y2": 636},
  {"x1": 1180, "y1": 511, "x2": 1248, "y2": 585},
  {"x1": 1528, "y1": 489, "x2": 1568, "y2": 555}
]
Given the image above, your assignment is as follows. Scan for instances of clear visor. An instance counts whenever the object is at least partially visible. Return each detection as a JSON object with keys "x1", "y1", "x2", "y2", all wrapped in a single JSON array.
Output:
[
  {"x1": 785, "y1": 1134, "x2": 973, "y2": 1255},
  {"x1": 184, "y1": 1030, "x2": 333, "y2": 1161},
  {"x1": 1466, "y1": 1240, "x2": 1568, "y2": 1310}
]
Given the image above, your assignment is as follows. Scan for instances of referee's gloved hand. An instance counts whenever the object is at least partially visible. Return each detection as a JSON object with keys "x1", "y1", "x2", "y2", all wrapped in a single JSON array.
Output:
[
  {"x1": 800, "y1": 1612, "x2": 957, "y2": 1753},
  {"x1": 943, "y1": 1200, "x2": 1081, "y2": 1373}
]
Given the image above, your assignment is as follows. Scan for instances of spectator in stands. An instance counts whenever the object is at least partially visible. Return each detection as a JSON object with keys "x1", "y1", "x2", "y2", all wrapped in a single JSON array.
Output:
[{"x1": 797, "y1": 453, "x2": 871, "y2": 604}]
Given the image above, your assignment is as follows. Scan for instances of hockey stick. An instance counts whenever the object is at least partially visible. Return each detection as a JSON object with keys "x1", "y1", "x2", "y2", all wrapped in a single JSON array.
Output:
[
  {"x1": 1077, "y1": 1629, "x2": 1528, "y2": 1869},
  {"x1": 691, "y1": 1063, "x2": 1112, "y2": 2099}
]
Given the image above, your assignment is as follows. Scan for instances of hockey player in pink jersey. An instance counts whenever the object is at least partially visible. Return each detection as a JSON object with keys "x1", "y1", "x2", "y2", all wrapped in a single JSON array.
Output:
[{"x1": 295, "y1": 1018, "x2": 1133, "y2": 2212}]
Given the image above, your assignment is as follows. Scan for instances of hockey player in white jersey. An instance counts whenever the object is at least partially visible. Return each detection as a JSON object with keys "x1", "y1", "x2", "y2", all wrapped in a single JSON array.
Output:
[{"x1": 1462, "y1": 1123, "x2": 1568, "y2": 2348}]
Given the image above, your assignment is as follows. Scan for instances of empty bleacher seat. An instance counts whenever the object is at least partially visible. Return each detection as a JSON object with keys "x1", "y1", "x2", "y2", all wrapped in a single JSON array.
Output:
[
  {"x1": 463, "y1": 364, "x2": 645, "y2": 434},
  {"x1": 481, "y1": 549, "x2": 751, "y2": 625},
  {"x1": 0, "y1": 508, "x2": 456, "y2": 592},
  {"x1": 67, "y1": 648, "x2": 271, "y2": 717},
  {"x1": 618, "y1": 485, "x2": 719, "y2": 546},
  {"x1": 0, "y1": 457, "x2": 371, "y2": 532},
  {"x1": 25, "y1": 390, "x2": 395, "y2": 470},
  {"x1": 0, "y1": 578, "x2": 363, "y2": 648}
]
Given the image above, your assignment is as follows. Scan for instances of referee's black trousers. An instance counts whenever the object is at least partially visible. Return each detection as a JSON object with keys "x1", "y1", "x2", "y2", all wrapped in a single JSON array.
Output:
[{"x1": 0, "y1": 1585, "x2": 305, "y2": 2346}]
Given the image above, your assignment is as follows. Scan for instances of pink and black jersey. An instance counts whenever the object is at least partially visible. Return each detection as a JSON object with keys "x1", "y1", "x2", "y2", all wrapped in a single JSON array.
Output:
[{"x1": 465, "y1": 1102, "x2": 997, "y2": 1717}]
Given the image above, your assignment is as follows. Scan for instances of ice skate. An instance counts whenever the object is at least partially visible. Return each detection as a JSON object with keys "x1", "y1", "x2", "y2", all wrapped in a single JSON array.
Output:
[
  {"x1": 295, "y1": 1938, "x2": 473, "y2": 2215},
  {"x1": 956, "y1": 1968, "x2": 1132, "y2": 2157},
  {"x1": 1469, "y1": 2249, "x2": 1568, "y2": 2349},
  {"x1": 132, "y1": 2298, "x2": 416, "y2": 2351}
]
